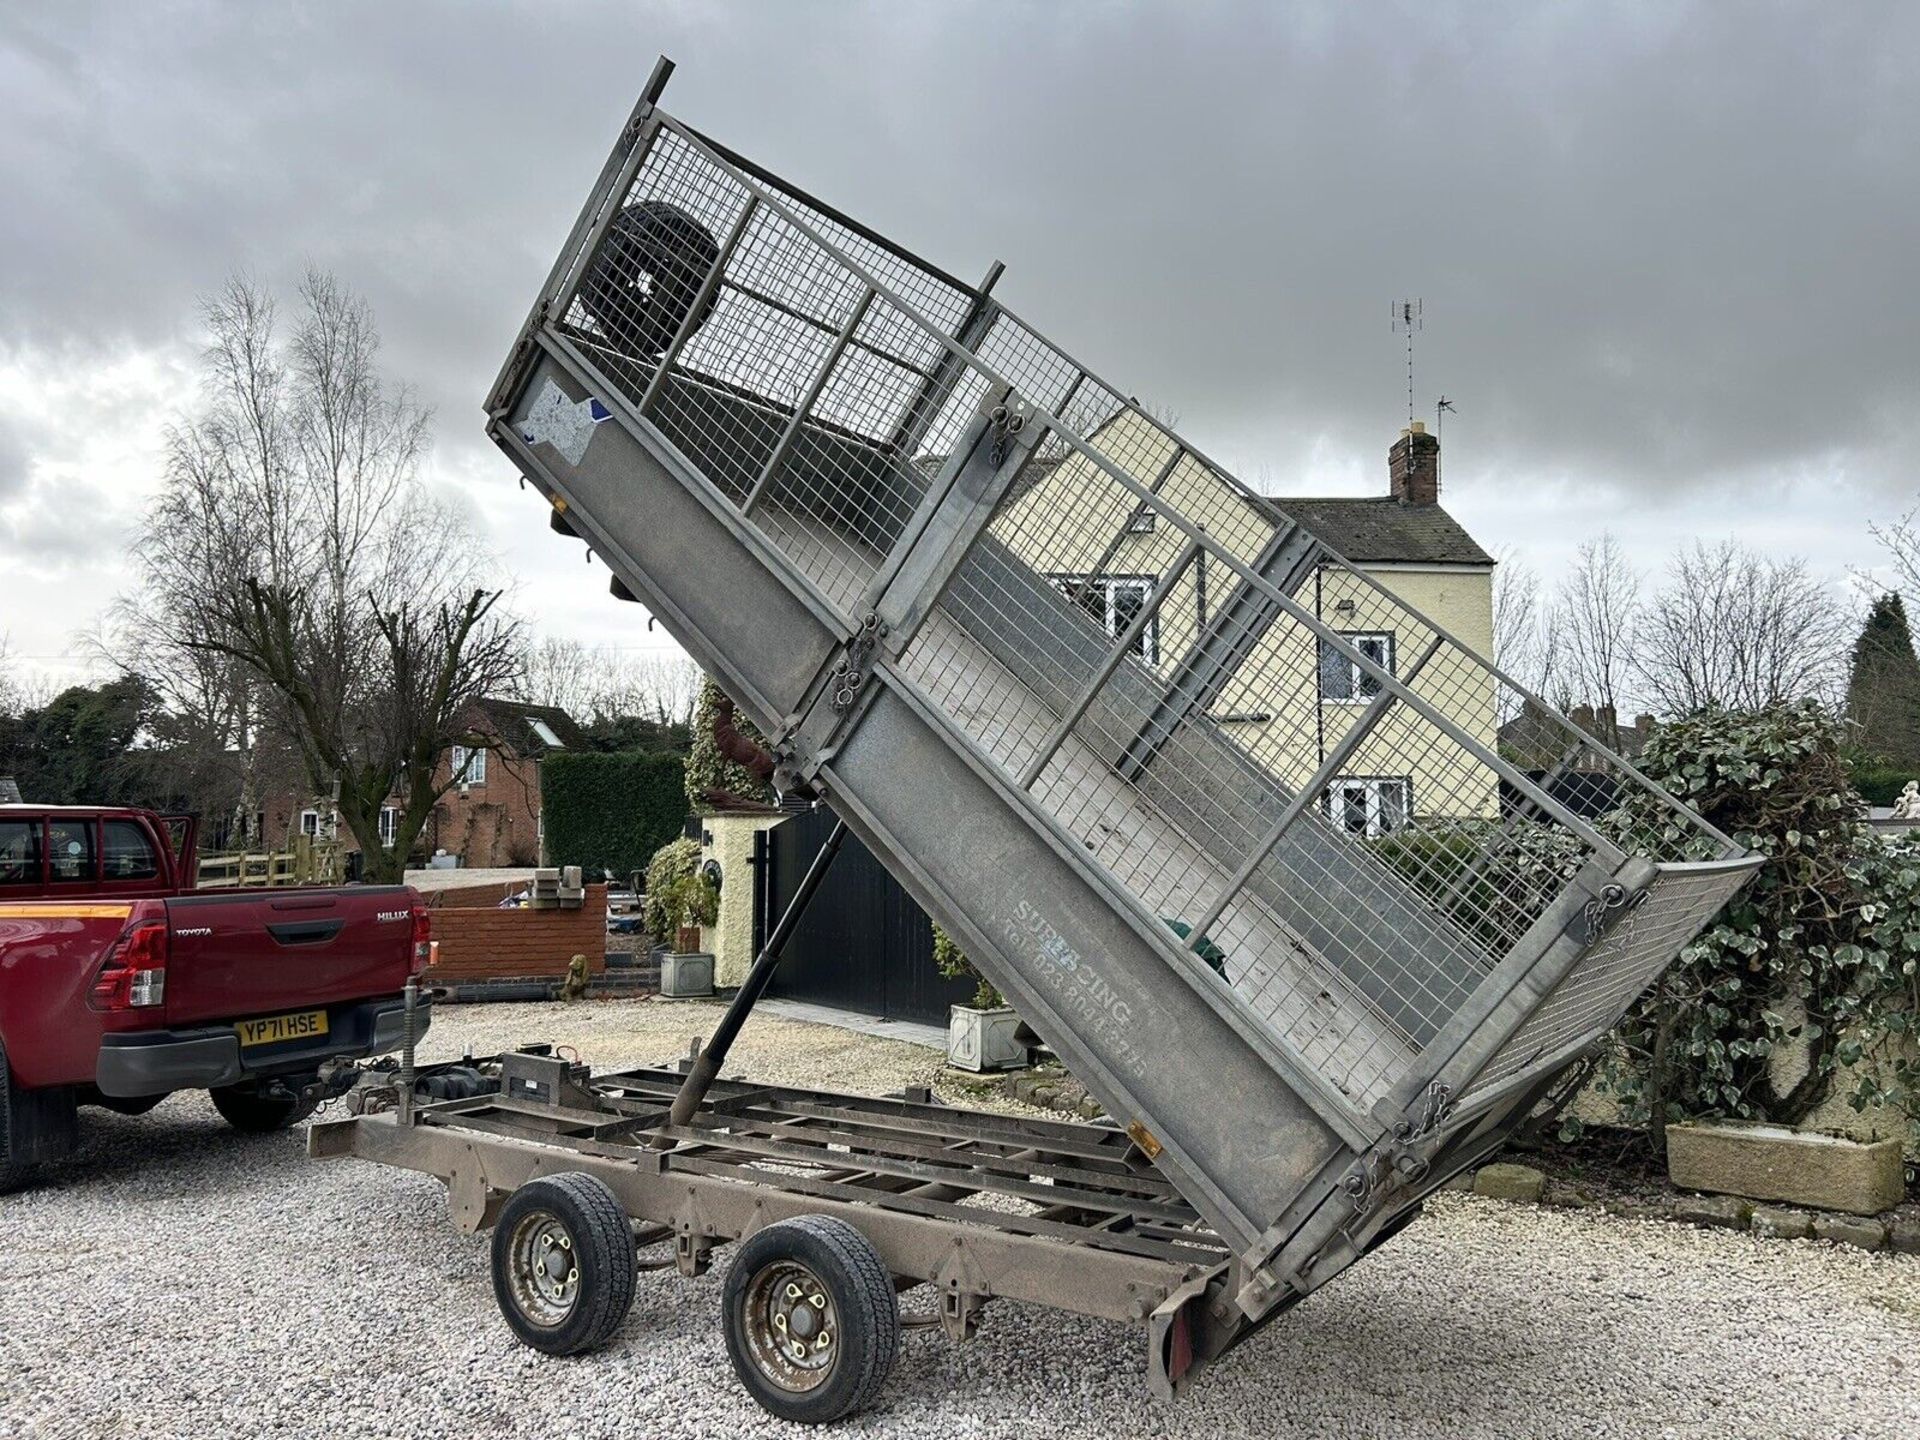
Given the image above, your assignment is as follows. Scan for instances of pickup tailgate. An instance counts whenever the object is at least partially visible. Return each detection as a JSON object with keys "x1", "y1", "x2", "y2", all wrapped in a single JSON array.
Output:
[{"x1": 161, "y1": 886, "x2": 419, "y2": 1026}]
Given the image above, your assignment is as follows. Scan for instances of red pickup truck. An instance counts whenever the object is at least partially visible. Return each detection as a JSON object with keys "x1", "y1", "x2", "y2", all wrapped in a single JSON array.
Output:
[{"x1": 0, "y1": 803, "x2": 433, "y2": 1187}]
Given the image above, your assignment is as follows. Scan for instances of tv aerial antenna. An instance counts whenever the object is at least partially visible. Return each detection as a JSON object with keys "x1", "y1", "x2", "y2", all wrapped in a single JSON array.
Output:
[{"x1": 1391, "y1": 298, "x2": 1422, "y2": 427}]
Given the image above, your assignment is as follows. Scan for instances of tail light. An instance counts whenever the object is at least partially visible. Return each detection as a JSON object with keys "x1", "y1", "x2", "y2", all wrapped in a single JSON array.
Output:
[
  {"x1": 411, "y1": 908, "x2": 436, "y2": 975},
  {"x1": 91, "y1": 920, "x2": 169, "y2": 1011}
]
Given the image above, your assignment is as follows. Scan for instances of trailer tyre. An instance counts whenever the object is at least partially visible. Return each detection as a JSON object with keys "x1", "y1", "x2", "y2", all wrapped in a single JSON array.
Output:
[
  {"x1": 209, "y1": 1081, "x2": 320, "y2": 1133},
  {"x1": 723, "y1": 1215, "x2": 900, "y2": 1424},
  {"x1": 491, "y1": 1172, "x2": 637, "y2": 1356}
]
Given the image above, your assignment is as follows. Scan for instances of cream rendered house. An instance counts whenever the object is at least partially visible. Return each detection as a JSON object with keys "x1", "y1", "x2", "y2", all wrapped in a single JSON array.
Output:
[{"x1": 987, "y1": 414, "x2": 1498, "y2": 835}]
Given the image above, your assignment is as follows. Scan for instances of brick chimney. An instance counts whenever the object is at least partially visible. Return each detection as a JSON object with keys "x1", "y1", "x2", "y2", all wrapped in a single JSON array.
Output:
[{"x1": 1389, "y1": 421, "x2": 1439, "y2": 506}]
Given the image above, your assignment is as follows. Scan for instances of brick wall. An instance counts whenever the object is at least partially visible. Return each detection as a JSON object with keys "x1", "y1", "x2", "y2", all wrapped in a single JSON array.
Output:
[
  {"x1": 421, "y1": 879, "x2": 527, "y2": 910},
  {"x1": 426, "y1": 884, "x2": 608, "y2": 982}
]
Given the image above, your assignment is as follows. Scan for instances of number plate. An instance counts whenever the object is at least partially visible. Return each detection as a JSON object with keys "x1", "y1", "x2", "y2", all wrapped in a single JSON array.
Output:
[{"x1": 236, "y1": 1009, "x2": 330, "y2": 1047}]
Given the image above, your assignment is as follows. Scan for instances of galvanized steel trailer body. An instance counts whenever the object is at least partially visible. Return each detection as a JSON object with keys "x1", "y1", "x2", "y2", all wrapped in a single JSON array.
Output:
[{"x1": 325, "y1": 55, "x2": 1758, "y2": 1405}]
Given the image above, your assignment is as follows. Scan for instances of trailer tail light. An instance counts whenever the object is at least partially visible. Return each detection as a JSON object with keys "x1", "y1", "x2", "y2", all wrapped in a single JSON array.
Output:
[
  {"x1": 90, "y1": 920, "x2": 169, "y2": 1011},
  {"x1": 411, "y1": 908, "x2": 436, "y2": 975}
]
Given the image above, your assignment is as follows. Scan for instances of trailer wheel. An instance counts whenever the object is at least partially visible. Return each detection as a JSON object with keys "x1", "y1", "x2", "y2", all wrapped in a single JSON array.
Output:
[
  {"x1": 723, "y1": 1215, "x2": 900, "y2": 1424},
  {"x1": 209, "y1": 1081, "x2": 320, "y2": 1133},
  {"x1": 491, "y1": 1172, "x2": 637, "y2": 1356}
]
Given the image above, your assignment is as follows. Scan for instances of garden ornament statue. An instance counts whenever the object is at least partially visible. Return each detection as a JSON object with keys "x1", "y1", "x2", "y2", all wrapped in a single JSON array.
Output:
[{"x1": 1894, "y1": 781, "x2": 1920, "y2": 820}]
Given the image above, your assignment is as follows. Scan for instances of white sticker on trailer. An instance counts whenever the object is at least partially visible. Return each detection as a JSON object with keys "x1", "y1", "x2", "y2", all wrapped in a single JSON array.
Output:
[{"x1": 518, "y1": 379, "x2": 611, "y2": 466}]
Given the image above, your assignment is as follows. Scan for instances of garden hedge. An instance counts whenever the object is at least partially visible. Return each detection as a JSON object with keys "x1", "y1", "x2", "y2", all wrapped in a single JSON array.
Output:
[
  {"x1": 1847, "y1": 763, "x2": 1912, "y2": 808},
  {"x1": 541, "y1": 749, "x2": 688, "y2": 881}
]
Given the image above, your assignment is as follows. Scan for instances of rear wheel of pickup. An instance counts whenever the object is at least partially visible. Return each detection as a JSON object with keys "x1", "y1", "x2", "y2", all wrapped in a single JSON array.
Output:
[
  {"x1": 1, "y1": 1041, "x2": 78, "y2": 1193},
  {"x1": 491, "y1": 1172, "x2": 637, "y2": 1355},
  {"x1": 209, "y1": 1078, "x2": 320, "y2": 1133}
]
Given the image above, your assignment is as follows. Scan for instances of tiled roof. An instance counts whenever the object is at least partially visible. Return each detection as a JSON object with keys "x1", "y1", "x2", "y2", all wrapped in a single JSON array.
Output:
[
  {"x1": 1252, "y1": 495, "x2": 1494, "y2": 567},
  {"x1": 917, "y1": 450, "x2": 1493, "y2": 567},
  {"x1": 469, "y1": 697, "x2": 591, "y2": 755}
]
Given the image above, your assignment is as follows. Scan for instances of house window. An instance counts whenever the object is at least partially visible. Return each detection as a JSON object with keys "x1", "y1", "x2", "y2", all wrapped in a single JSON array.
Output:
[
  {"x1": 378, "y1": 806, "x2": 400, "y2": 847},
  {"x1": 451, "y1": 745, "x2": 487, "y2": 786},
  {"x1": 1049, "y1": 574, "x2": 1158, "y2": 664},
  {"x1": 1318, "y1": 631, "x2": 1395, "y2": 702},
  {"x1": 527, "y1": 717, "x2": 564, "y2": 748},
  {"x1": 298, "y1": 809, "x2": 336, "y2": 841},
  {"x1": 1325, "y1": 777, "x2": 1411, "y2": 838}
]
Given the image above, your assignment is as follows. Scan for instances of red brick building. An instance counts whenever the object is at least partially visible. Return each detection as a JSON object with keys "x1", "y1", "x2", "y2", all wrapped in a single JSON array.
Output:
[
  {"x1": 427, "y1": 697, "x2": 588, "y2": 868},
  {"x1": 267, "y1": 697, "x2": 588, "y2": 871}
]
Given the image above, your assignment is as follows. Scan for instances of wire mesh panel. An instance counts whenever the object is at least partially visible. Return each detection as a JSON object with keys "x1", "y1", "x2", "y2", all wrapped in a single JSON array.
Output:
[
  {"x1": 536, "y1": 108, "x2": 1751, "y2": 1117},
  {"x1": 1461, "y1": 860, "x2": 1756, "y2": 1103}
]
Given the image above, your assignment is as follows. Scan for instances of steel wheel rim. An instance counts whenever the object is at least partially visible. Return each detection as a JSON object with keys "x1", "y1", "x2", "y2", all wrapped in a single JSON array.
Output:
[
  {"x1": 508, "y1": 1209, "x2": 580, "y2": 1328},
  {"x1": 741, "y1": 1260, "x2": 838, "y2": 1392}
]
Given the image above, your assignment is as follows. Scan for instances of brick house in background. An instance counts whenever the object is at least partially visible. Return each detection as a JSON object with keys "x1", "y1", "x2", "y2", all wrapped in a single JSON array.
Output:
[
  {"x1": 268, "y1": 697, "x2": 588, "y2": 871},
  {"x1": 427, "y1": 697, "x2": 589, "y2": 868}
]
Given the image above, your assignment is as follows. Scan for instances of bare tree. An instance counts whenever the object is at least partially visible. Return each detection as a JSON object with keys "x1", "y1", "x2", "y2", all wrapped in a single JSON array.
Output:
[
  {"x1": 1555, "y1": 532, "x2": 1642, "y2": 747},
  {"x1": 1491, "y1": 549, "x2": 1556, "y2": 720},
  {"x1": 1870, "y1": 504, "x2": 1920, "y2": 606},
  {"x1": 0, "y1": 636, "x2": 22, "y2": 718},
  {"x1": 1633, "y1": 541, "x2": 1850, "y2": 714},
  {"x1": 620, "y1": 652, "x2": 700, "y2": 726},
  {"x1": 514, "y1": 638, "x2": 700, "y2": 728},
  {"x1": 112, "y1": 271, "x2": 522, "y2": 881},
  {"x1": 515, "y1": 636, "x2": 603, "y2": 720}
]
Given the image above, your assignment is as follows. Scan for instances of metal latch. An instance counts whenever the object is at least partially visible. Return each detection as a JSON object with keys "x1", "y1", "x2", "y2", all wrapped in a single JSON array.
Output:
[{"x1": 826, "y1": 611, "x2": 885, "y2": 714}]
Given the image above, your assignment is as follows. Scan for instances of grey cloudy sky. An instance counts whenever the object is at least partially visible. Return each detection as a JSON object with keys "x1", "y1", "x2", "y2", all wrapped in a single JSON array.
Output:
[{"x1": 1, "y1": 1, "x2": 1911, "y2": 686}]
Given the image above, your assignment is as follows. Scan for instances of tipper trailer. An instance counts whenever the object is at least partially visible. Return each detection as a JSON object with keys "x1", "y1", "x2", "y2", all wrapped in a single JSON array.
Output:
[{"x1": 312, "y1": 57, "x2": 1759, "y2": 1423}]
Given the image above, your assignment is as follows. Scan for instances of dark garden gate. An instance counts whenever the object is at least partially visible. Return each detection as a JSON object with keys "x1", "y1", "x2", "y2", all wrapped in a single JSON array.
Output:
[{"x1": 757, "y1": 806, "x2": 973, "y2": 1025}]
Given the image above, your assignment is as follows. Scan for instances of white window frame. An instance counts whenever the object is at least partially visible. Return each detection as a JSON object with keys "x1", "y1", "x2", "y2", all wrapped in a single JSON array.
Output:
[
  {"x1": 378, "y1": 805, "x2": 400, "y2": 847},
  {"x1": 298, "y1": 809, "x2": 336, "y2": 841},
  {"x1": 1324, "y1": 777, "x2": 1412, "y2": 838},
  {"x1": 1048, "y1": 573, "x2": 1159, "y2": 665},
  {"x1": 1319, "y1": 630, "x2": 1395, "y2": 703},
  {"x1": 451, "y1": 745, "x2": 487, "y2": 786}
]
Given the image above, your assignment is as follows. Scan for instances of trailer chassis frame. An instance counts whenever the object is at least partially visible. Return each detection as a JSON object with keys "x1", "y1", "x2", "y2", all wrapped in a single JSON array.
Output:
[{"x1": 313, "y1": 1054, "x2": 1262, "y2": 1398}]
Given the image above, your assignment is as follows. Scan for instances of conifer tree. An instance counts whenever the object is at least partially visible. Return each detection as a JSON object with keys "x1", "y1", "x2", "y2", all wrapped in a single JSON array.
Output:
[{"x1": 1845, "y1": 594, "x2": 1920, "y2": 766}]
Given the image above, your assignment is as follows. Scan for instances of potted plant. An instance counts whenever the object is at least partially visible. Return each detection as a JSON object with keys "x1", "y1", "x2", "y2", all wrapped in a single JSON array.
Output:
[
  {"x1": 655, "y1": 869, "x2": 719, "y2": 998},
  {"x1": 935, "y1": 927, "x2": 1026, "y2": 1072}
]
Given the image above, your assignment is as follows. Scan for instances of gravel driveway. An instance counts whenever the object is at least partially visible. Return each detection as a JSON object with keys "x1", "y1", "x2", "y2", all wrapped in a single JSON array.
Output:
[{"x1": 4, "y1": 997, "x2": 1917, "y2": 1440}]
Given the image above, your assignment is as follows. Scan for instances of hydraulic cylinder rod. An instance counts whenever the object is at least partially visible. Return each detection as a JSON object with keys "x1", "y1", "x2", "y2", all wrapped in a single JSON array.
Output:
[{"x1": 653, "y1": 818, "x2": 848, "y2": 1147}]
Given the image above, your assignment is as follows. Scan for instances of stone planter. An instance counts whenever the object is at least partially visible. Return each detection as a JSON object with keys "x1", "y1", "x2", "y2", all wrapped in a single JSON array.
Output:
[
  {"x1": 946, "y1": 1005, "x2": 1027, "y2": 1073},
  {"x1": 1667, "y1": 1120, "x2": 1905, "y2": 1214},
  {"x1": 659, "y1": 951, "x2": 715, "y2": 999}
]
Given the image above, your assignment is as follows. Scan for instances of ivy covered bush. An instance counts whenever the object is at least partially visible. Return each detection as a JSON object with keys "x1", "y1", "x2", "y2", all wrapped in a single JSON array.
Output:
[
  {"x1": 643, "y1": 836, "x2": 702, "y2": 943},
  {"x1": 684, "y1": 677, "x2": 772, "y2": 813},
  {"x1": 1591, "y1": 702, "x2": 1920, "y2": 1151}
]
